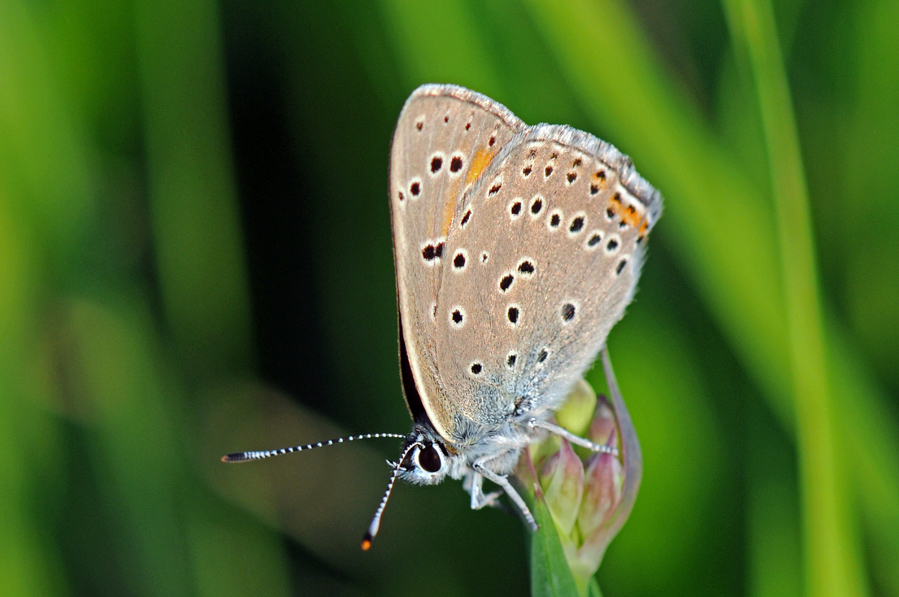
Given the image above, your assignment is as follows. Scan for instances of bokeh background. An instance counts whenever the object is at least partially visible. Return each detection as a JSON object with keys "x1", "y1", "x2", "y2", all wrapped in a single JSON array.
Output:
[{"x1": 2, "y1": 0, "x2": 898, "y2": 595}]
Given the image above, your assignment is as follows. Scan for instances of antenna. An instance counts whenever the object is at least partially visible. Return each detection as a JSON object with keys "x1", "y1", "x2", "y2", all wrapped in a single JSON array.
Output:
[
  {"x1": 361, "y1": 441, "x2": 421, "y2": 551},
  {"x1": 221, "y1": 433, "x2": 407, "y2": 463}
]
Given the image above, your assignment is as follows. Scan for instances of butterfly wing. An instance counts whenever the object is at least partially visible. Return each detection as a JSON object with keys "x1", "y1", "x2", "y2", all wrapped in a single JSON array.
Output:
[
  {"x1": 389, "y1": 85, "x2": 525, "y2": 440},
  {"x1": 433, "y1": 124, "x2": 662, "y2": 440}
]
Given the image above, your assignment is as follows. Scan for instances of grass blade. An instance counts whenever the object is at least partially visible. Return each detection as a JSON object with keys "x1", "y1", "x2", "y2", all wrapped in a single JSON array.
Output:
[
  {"x1": 531, "y1": 495, "x2": 581, "y2": 597},
  {"x1": 721, "y1": 0, "x2": 868, "y2": 593}
]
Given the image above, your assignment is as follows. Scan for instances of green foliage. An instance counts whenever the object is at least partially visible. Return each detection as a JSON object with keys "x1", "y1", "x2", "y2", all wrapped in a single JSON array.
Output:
[
  {"x1": 1, "y1": 0, "x2": 897, "y2": 595},
  {"x1": 531, "y1": 497, "x2": 580, "y2": 597}
]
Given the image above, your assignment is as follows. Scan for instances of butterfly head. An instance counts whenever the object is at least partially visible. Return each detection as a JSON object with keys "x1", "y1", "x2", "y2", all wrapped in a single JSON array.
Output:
[{"x1": 394, "y1": 423, "x2": 455, "y2": 486}]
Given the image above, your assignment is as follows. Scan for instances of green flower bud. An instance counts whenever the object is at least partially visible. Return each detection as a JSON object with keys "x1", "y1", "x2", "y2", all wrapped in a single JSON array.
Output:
[
  {"x1": 540, "y1": 439, "x2": 585, "y2": 536},
  {"x1": 554, "y1": 378, "x2": 597, "y2": 438}
]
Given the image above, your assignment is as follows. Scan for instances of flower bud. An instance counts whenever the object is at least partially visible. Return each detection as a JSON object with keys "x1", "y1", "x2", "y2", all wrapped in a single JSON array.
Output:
[
  {"x1": 575, "y1": 442, "x2": 624, "y2": 572},
  {"x1": 586, "y1": 393, "x2": 617, "y2": 447},
  {"x1": 526, "y1": 372, "x2": 641, "y2": 584},
  {"x1": 554, "y1": 378, "x2": 597, "y2": 438},
  {"x1": 539, "y1": 439, "x2": 584, "y2": 536}
]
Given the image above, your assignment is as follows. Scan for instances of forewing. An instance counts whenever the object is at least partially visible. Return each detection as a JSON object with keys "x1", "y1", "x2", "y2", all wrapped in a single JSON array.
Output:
[
  {"x1": 389, "y1": 85, "x2": 525, "y2": 439},
  {"x1": 433, "y1": 125, "x2": 662, "y2": 436}
]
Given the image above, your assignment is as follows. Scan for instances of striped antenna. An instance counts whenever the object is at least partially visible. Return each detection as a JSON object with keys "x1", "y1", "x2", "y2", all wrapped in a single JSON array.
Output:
[
  {"x1": 221, "y1": 433, "x2": 407, "y2": 463},
  {"x1": 361, "y1": 441, "x2": 421, "y2": 551}
]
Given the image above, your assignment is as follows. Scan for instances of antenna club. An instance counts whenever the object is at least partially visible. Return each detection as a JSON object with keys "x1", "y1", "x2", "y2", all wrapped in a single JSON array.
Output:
[
  {"x1": 361, "y1": 535, "x2": 373, "y2": 551},
  {"x1": 222, "y1": 453, "x2": 252, "y2": 463}
]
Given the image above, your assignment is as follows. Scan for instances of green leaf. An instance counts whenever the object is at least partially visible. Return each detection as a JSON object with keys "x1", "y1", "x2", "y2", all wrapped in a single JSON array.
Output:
[{"x1": 531, "y1": 495, "x2": 579, "y2": 597}]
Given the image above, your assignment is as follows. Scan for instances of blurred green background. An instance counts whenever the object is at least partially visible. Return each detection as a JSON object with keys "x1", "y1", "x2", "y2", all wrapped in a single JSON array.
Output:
[{"x1": 2, "y1": 0, "x2": 897, "y2": 595}]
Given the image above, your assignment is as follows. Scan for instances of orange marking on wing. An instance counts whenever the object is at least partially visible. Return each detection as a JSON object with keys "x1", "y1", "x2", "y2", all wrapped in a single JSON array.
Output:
[
  {"x1": 466, "y1": 148, "x2": 495, "y2": 185},
  {"x1": 606, "y1": 197, "x2": 624, "y2": 221},
  {"x1": 438, "y1": 148, "x2": 496, "y2": 236},
  {"x1": 607, "y1": 195, "x2": 644, "y2": 229},
  {"x1": 622, "y1": 204, "x2": 642, "y2": 228}
]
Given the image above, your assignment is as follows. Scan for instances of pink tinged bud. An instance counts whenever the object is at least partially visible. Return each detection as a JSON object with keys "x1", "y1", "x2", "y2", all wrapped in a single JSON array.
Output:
[
  {"x1": 587, "y1": 394, "x2": 617, "y2": 447},
  {"x1": 578, "y1": 448, "x2": 624, "y2": 538},
  {"x1": 575, "y1": 441, "x2": 625, "y2": 571},
  {"x1": 527, "y1": 357, "x2": 642, "y2": 580},
  {"x1": 539, "y1": 439, "x2": 585, "y2": 536}
]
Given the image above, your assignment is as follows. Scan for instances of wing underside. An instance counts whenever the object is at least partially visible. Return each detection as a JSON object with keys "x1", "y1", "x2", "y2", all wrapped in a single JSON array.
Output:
[
  {"x1": 389, "y1": 85, "x2": 662, "y2": 444},
  {"x1": 388, "y1": 85, "x2": 525, "y2": 440},
  {"x1": 432, "y1": 124, "x2": 662, "y2": 439}
]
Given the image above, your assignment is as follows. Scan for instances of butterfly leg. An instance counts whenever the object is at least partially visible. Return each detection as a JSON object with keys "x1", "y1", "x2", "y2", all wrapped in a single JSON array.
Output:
[
  {"x1": 527, "y1": 418, "x2": 618, "y2": 456},
  {"x1": 465, "y1": 472, "x2": 504, "y2": 509},
  {"x1": 472, "y1": 461, "x2": 538, "y2": 531}
]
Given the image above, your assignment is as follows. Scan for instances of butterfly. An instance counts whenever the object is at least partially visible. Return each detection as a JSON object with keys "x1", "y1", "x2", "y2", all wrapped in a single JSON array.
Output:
[{"x1": 224, "y1": 84, "x2": 662, "y2": 549}]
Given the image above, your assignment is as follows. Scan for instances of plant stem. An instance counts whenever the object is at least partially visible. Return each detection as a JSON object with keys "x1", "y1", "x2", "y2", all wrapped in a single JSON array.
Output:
[{"x1": 722, "y1": 0, "x2": 867, "y2": 594}]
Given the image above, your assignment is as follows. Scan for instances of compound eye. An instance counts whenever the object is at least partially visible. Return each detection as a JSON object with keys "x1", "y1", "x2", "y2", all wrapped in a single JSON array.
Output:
[{"x1": 417, "y1": 445, "x2": 442, "y2": 473}]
